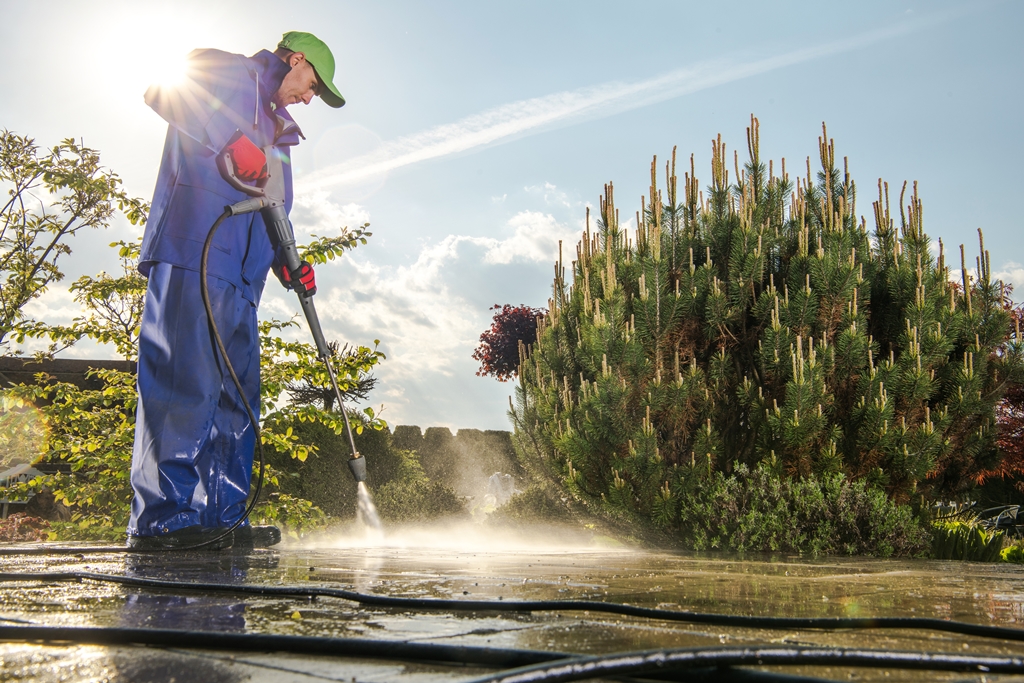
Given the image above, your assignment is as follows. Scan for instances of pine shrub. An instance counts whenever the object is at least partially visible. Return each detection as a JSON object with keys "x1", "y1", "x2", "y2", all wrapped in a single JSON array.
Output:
[{"x1": 512, "y1": 117, "x2": 1024, "y2": 551}]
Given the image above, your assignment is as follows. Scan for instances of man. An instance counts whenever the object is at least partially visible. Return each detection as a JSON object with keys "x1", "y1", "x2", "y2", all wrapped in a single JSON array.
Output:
[{"x1": 126, "y1": 32, "x2": 345, "y2": 550}]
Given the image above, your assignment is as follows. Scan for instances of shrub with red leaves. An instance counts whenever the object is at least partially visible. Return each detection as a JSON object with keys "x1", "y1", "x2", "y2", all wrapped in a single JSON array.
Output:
[
  {"x1": 0, "y1": 513, "x2": 49, "y2": 542},
  {"x1": 991, "y1": 383, "x2": 1024, "y2": 491},
  {"x1": 984, "y1": 304, "x2": 1024, "y2": 492},
  {"x1": 473, "y1": 304, "x2": 546, "y2": 381}
]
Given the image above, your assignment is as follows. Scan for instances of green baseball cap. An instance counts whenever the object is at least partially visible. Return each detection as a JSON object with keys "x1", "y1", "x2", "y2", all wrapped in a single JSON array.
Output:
[{"x1": 278, "y1": 31, "x2": 345, "y2": 108}]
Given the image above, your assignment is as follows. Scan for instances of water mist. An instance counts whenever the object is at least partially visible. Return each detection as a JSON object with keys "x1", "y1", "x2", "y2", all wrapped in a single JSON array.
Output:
[{"x1": 356, "y1": 481, "x2": 383, "y2": 532}]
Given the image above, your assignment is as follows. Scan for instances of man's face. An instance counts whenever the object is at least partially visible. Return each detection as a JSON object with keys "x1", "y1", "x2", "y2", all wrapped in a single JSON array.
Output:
[{"x1": 273, "y1": 52, "x2": 320, "y2": 108}]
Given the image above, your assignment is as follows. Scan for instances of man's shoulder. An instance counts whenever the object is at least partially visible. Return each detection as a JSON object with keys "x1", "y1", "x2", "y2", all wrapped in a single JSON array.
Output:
[
  {"x1": 182, "y1": 48, "x2": 254, "y2": 85},
  {"x1": 184, "y1": 47, "x2": 249, "y2": 65}
]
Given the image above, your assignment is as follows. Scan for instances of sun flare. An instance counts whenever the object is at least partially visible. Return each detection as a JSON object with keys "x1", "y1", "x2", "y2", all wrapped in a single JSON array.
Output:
[
  {"x1": 92, "y1": 10, "x2": 211, "y2": 96},
  {"x1": 146, "y1": 51, "x2": 188, "y2": 89}
]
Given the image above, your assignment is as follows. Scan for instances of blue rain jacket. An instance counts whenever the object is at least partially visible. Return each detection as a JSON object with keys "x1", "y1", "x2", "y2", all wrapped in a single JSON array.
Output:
[{"x1": 140, "y1": 48, "x2": 303, "y2": 304}]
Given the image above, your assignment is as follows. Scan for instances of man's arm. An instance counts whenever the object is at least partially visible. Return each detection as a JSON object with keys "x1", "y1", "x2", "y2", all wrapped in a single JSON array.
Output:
[{"x1": 144, "y1": 49, "x2": 255, "y2": 154}]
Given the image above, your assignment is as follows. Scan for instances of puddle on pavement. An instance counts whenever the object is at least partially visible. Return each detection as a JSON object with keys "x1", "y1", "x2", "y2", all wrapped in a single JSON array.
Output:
[{"x1": 2, "y1": 523, "x2": 1024, "y2": 681}]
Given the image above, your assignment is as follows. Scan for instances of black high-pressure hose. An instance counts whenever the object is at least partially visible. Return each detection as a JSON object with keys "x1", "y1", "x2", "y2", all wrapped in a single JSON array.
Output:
[
  {"x1": 190, "y1": 208, "x2": 266, "y2": 550},
  {"x1": 0, "y1": 624, "x2": 559, "y2": 669},
  {"x1": 460, "y1": 645, "x2": 1024, "y2": 683},
  {"x1": 2, "y1": 570, "x2": 1024, "y2": 645},
  {"x1": 0, "y1": 624, "x2": 1021, "y2": 683}
]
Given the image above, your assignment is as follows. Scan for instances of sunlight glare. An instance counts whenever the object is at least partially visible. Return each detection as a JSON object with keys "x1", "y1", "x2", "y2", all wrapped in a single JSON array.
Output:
[
  {"x1": 75, "y1": 5, "x2": 256, "y2": 114},
  {"x1": 0, "y1": 392, "x2": 49, "y2": 468},
  {"x1": 305, "y1": 520, "x2": 628, "y2": 553},
  {"x1": 94, "y1": 12, "x2": 199, "y2": 97},
  {"x1": 148, "y1": 51, "x2": 188, "y2": 89}
]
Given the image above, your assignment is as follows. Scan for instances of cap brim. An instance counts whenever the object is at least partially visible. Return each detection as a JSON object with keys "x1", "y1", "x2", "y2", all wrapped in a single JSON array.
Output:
[
  {"x1": 320, "y1": 88, "x2": 346, "y2": 108},
  {"x1": 310, "y1": 65, "x2": 345, "y2": 108}
]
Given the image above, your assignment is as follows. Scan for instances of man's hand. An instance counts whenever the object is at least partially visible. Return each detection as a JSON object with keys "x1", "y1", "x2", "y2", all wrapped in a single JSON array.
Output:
[
  {"x1": 223, "y1": 131, "x2": 268, "y2": 182},
  {"x1": 279, "y1": 261, "x2": 316, "y2": 297}
]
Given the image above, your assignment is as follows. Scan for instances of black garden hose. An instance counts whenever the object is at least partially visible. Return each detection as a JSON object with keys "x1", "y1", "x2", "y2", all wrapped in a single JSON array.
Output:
[
  {"x1": 460, "y1": 645, "x2": 1024, "y2": 683},
  {"x1": 1, "y1": 570, "x2": 1023, "y2": 644},
  {"x1": 0, "y1": 625, "x2": 1021, "y2": 682},
  {"x1": 0, "y1": 624, "x2": 557, "y2": 668},
  {"x1": 189, "y1": 208, "x2": 266, "y2": 550}
]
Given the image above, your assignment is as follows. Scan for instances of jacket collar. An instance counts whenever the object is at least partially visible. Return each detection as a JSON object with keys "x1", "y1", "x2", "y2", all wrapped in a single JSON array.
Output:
[
  {"x1": 249, "y1": 50, "x2": 304, "y2": 142},
  {"x1": 251, "y1": 49, "x2": 290, "y2": 99}
]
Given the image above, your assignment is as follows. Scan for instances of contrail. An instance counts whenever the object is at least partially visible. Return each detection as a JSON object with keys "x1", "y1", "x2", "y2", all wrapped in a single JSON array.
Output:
[{"x1": 297, "y1": 7, "x2": 967, "y2": 194}]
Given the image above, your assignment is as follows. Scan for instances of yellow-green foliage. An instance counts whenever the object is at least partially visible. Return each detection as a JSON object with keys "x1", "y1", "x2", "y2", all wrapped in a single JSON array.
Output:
[
  {"x1": 1000, "y1": 540, "x2": 1024, "y2": 563},
  {"x1": 931, "y1": 520, "x2": 1004, "y2": 562},
  {"x1": 251, "y1": 492, "x2": 327, "y2": 538},
  {"x1": 0, "y1": 131, "x2": 148, "y2": 355}
]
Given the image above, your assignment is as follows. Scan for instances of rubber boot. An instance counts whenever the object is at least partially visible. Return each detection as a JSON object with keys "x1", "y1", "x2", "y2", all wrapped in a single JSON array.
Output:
[
  {"x1": 127, "y1": 525, "x2": 233, "y2": 551},
  {"x1": 233, "y1": 525, "x2": 282, "y2": 548}
]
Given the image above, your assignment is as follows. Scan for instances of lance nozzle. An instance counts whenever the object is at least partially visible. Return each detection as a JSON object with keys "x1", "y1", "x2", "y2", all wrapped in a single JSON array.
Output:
[{"x1": 348, "y1": 453, "x2": 367, "y2": 483}]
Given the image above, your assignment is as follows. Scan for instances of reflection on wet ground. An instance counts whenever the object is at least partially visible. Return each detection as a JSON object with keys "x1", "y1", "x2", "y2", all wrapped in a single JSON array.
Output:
[{"x1": 2, "y1": 522, "x2": 1024, "y2": 681}]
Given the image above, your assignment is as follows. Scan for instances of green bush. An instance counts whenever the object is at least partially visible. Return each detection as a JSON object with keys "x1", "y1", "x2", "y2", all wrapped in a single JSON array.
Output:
[
  {"x1": 368, "y1": 434, "x2": 467, "y2": 523},
  {"x1": 358, "y1": 428, "x2": 424, "y2": 490},
  {"x1": 269, "y1": 423, "x2": 470, "y2": 526},
  {"x1": 487, "y1": 486, "x2": 569, "y2": 525},
  {"x1": 270, "y1": 422, "x2": 427, "y2": 513},
  {"x1": 374, "y1": 479, "x2": 466, "y2": 524},
  {"x1": 264, "y1": 420, "x2": 358, "y2": 520},
  {"x1": 674, "y1": 462, "x2": 929, "y2": 556},
  {"x1": 251, "y1": 493, "x2": 327, "y2": 537}
]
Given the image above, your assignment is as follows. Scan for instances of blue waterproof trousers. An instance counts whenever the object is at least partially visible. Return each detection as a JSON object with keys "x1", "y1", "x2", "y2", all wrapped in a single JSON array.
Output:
[{"x1": 127, "y1": 262, "x2": 260, "y2": 537}]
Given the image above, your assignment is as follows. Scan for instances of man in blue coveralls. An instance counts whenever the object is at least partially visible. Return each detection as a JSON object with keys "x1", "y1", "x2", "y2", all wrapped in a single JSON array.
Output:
[{"x1": 126, "y1": 32, "x2": 345, "y2": 550}]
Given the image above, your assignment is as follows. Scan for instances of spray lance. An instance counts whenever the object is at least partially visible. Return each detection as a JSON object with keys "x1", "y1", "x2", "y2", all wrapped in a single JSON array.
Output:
[{"x1": 217, "y1": 134, "x2": 367, "y2": 484}]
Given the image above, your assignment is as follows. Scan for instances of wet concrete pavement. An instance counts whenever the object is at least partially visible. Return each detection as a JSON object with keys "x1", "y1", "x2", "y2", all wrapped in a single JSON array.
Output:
[{"x1": 2, "y1": 523, "x2": 1024, "y2": 682}]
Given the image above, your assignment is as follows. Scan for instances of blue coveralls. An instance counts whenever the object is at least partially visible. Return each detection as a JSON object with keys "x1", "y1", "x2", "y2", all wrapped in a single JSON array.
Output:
[{"x1": 127, "y1": 49, "x2": 303, "y2": 538}]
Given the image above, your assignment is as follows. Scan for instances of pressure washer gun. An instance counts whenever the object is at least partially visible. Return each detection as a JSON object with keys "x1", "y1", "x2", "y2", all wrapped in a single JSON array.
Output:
[{"x1": 217, "y1": 132, "x2": 367, "y2": 484}]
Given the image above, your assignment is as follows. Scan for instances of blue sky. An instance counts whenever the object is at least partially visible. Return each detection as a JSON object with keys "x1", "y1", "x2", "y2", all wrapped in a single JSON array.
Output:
[{"x1": 1, "y1": 1, "x2": 1021, "y2": 430}]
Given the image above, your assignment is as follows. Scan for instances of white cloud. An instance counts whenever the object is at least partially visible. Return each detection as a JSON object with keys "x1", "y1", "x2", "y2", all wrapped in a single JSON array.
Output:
[
  {"x1": 290, "y1": 192, "x2": 371, "y2": 238},
  {"x1": 993, "y1": 262, "x2": 1024, "y2": 295},
  {"x1": 266, "y1": 234, "x2": 483, "y2": 380},
  {"x1": 296, "y1": 8, "x2": 963, "y2": 195},
  {"x1": 525, "y1": 182, "x2": 576, "y2": 209},
  {"x1": 477, "y1": 211, "x2": 578, "y2": 265},
  {"x1": 21, "y1": 286, "x2": 80, "y2": 324},
  {"x1": 12, "y1": 286, "x2": 115, "y2": 359}
]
